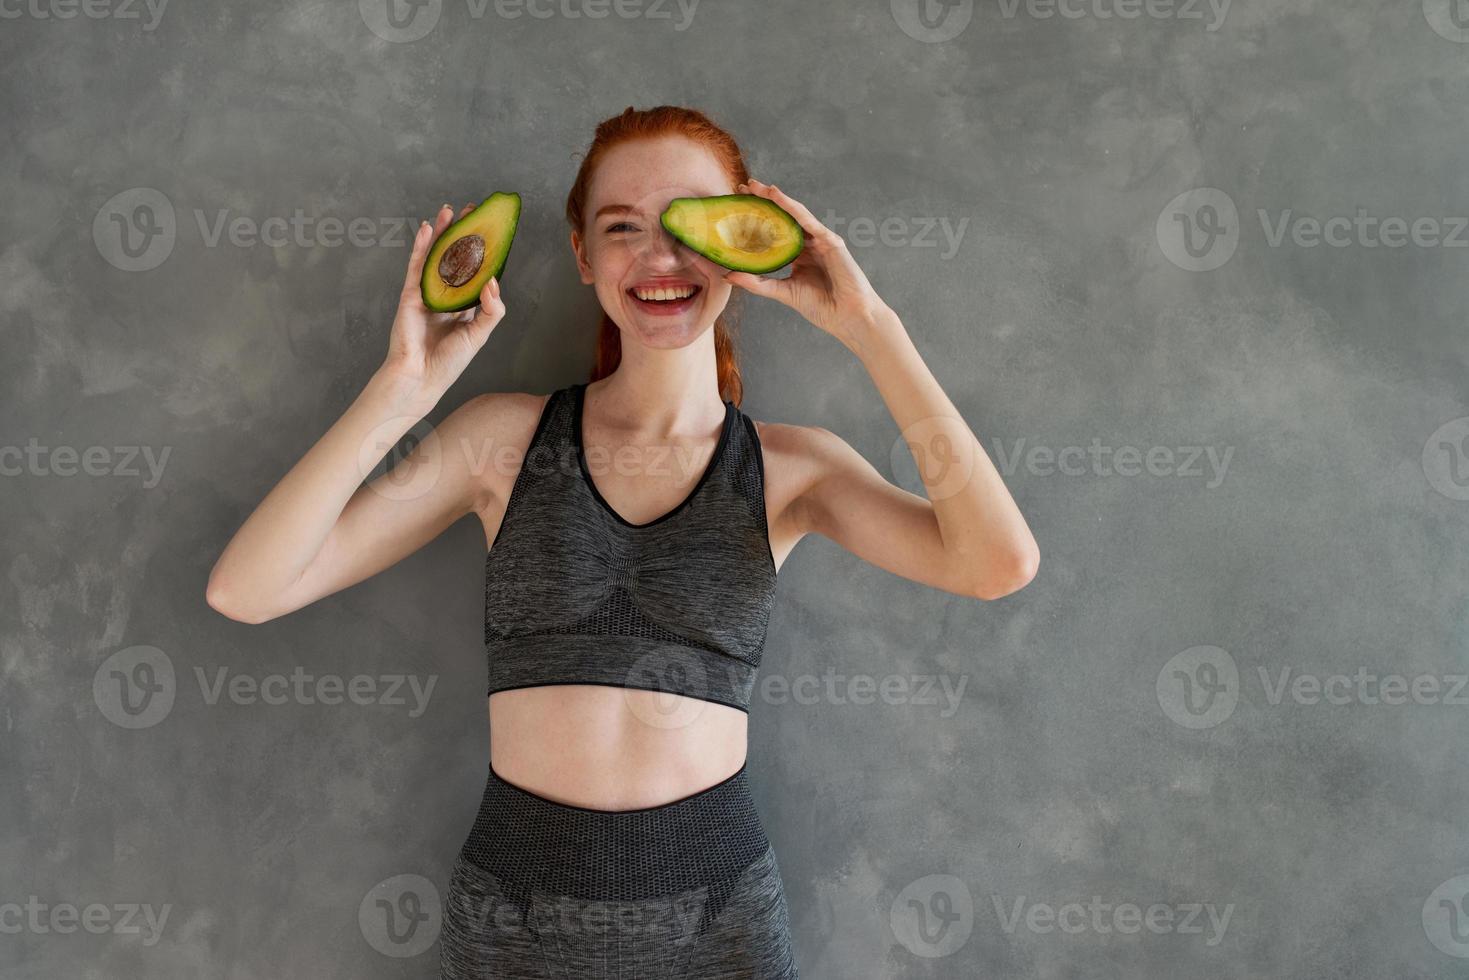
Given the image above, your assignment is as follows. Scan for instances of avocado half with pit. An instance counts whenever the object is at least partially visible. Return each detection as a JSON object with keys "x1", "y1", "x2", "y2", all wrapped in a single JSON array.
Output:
[
  {"x1": 420, "y1": 192, "x2": 521, "y2": 312},
  {"x1": 660, "y1": 194, "x2": 803, "y2": 274}
]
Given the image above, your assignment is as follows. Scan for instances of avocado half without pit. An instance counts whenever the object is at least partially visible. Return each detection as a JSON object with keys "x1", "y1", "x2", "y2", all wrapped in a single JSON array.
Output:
[
  {"x1": 420, "y1": 192, "x2": 521, "y2": 312},
  {"x1": 660, "y1": 194, "x2": 803, "y2": 275}
]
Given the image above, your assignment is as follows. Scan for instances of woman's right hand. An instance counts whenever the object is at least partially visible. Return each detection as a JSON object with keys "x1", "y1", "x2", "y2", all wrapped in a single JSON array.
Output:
[{"x1": 381, "y1": 202, "x2": 507, "y2": 406}]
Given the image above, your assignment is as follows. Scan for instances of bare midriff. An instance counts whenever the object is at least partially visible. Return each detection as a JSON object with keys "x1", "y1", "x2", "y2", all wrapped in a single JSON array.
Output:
[{"x1": 487, "y1": 685, "x2": 748, "y2": 811}]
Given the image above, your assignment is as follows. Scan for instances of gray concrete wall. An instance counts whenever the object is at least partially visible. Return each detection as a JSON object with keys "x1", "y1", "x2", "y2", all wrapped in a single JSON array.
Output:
[{"x1": 4, "y1": 1, "x2": 1469, "y2": 977}]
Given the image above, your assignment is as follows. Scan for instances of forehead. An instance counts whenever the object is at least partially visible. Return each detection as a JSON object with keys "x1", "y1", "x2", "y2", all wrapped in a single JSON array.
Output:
[{"x1": 586, "y1": 135, "x2": 735, "y2": 215}]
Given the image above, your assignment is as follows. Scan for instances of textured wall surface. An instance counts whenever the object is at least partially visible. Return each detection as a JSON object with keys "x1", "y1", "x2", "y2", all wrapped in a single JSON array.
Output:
[{"x1": 4, "y1": 1, "x2": 1469, "y2": 977}]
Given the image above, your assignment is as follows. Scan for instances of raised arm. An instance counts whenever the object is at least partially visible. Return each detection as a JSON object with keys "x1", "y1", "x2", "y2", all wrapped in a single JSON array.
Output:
[
  {"x1": 206, "y1": 203, "x2": 507, "y2": 623},
  {"x1": 764, "y1": 386, "x2": 1038, "y2": 601},
  {"x1": 724, "y1": 179, "x2": 1039, "y2": 601}
]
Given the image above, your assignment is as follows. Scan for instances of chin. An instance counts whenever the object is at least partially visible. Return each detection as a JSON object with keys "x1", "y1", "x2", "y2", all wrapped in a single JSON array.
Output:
[{"x1": 621, "y1": 310, "x2": 715, "y2": 349}]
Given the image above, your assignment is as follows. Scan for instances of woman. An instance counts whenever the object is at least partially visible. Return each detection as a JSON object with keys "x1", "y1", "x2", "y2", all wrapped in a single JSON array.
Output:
[{"x1": 206, "y1": 105, "x2": 1039, "y2": 978}]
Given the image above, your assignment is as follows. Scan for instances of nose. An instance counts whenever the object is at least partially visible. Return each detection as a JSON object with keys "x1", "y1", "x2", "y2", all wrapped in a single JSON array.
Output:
[{"x1": 637, "y1": 224, "x2": 688, "y2": 271}]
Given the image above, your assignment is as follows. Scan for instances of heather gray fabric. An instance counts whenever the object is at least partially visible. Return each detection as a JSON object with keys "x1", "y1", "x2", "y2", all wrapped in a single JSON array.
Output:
[
  {"x1": 453, "y1": 383, "x2": 797, "y2": 976},
  {"x1": 483, "y1": 383, "x2": 779, "y2": 712},
  {"x1": 440, "y1": 765, "x2": 799, "y2": 979}
]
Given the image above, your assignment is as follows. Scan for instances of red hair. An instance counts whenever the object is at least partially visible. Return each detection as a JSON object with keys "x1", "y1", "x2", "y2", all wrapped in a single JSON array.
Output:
[{"x1": 565, "y1": 105, "x2": 750, "y2": 406}]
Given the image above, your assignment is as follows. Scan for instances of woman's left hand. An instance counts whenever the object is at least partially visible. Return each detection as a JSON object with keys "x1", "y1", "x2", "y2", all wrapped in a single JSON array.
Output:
[{"x1": 722, "y1": 179, "x2": 895, "y2": 353}]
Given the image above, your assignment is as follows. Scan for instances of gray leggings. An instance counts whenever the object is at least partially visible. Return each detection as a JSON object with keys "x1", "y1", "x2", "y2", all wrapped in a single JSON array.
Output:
[{"x1": 440, "y1": 764, "x2": 799, "y2": 979}]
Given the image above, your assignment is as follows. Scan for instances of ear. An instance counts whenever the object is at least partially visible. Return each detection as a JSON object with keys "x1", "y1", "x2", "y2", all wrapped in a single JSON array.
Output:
[{"x1": 570, "y1": 229, "x2": 594, "y2": 285}]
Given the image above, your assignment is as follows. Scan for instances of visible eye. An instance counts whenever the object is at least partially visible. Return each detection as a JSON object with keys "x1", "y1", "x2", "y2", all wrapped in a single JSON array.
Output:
[{"x1": 606, "y1": 221, "x2": 637, "y2": 233}]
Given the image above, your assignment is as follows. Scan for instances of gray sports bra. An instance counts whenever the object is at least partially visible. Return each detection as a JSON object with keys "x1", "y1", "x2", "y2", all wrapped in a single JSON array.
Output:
[{"x1": 483, "y1": 382, "x2": 779, "y2": 712}]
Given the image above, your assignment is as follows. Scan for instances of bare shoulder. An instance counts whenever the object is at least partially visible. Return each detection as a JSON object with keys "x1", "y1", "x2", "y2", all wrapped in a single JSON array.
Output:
[
  {"x1": 439, "y1": 389, "x2": 555, "y2": 519},
  {"x1": 749, "y1": 416, "x2": 855, "y2": 543},
  {"x1": 751, "y1": 416, "x2": 859, "y2": 480},
  {"x1": 448, "y1": 389, "x2": 553, "y2": 440}
]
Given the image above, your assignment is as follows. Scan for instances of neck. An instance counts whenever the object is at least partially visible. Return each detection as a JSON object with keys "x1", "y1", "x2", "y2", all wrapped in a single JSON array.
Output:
[{"x1": 591, "y1": 329, "x2": 727, "y2": 435}]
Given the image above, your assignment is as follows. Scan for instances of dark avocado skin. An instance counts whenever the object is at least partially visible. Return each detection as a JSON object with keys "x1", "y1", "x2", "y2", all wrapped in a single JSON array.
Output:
[
  {"x1": 660, "y1": 194, "x2": 803, "y2": 274},
  {"x1": 420, "y1": 192, "x2": 520, "y2": 313}
]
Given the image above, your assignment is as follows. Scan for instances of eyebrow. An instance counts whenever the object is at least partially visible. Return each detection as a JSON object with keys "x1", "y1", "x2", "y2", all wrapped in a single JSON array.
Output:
[{"x1": 593, "y1": 204, "x2": 636, "y2": 220}]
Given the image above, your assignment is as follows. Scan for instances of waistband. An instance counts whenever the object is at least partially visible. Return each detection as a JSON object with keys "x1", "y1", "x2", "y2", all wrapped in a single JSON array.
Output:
[{"x1": 458, "y1": 763, "x2": 770, "y2": 906}]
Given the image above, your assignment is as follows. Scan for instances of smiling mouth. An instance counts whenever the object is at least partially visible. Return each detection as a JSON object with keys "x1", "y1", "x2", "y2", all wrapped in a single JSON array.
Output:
[
  {"x1": 628, "y1": 283, "x2": 701, "y2": 303},
  {"x1": 626, "y1": 282, "x2": 702, "y2": 316}
]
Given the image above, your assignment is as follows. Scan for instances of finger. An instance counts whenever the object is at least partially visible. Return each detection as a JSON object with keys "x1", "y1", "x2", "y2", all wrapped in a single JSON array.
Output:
[
  {"x1": 462, "y1": 277, "x2": 506, "y2": 347},
  {"x1": 402, "y1": 218, "x2": 435, "y2": 294},
  {"x1": 459, "y1": 202, "x2": 475, "y2": 221},
  {"x1": 743, "y1": 179, "x2": 842, "y2": 250},
  {"x1": 403, "y1": 204, "x2": 457, "y2": 294},
  {"x1": 458, "y1": 275, "x2": 502, "y2": 321},
  {"x1": 432, "y1": 202, "x2": 456, "y2": 236}
]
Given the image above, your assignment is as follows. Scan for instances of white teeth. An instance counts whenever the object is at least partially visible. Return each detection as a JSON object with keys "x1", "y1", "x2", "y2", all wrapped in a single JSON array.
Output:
[{"x1": 634, "y1": 285, "x2": 695, "y2": 302}]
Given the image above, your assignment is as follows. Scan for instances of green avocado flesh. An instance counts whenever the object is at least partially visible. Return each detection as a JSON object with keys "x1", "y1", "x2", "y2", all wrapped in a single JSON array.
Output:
[
  {"x1": 660, "y1": 194, "x2": 803, "y2": 274},
  {"x1": 420, "y1": 192, "x2": 520, "y2": 312}
]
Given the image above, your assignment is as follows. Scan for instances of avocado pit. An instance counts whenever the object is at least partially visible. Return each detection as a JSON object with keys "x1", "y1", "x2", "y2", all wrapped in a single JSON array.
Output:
[{"x1": 438, "y1": 234, "x2": 486, "y2": 288}]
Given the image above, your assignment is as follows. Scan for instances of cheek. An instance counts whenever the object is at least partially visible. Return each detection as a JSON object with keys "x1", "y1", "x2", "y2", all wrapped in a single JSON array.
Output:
[
  {"x1": 586, "y1": 239, "x2": 633, "y2": 279},
  {"x1": 690, "y1": 253, "x2": 727, "y2": 280},
  {"x1": 692, "y1": 257, "x2": 732, "y2": 297}
]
